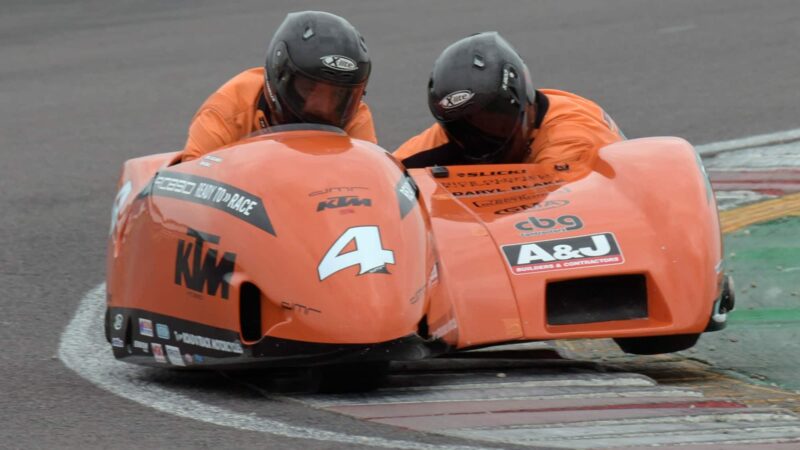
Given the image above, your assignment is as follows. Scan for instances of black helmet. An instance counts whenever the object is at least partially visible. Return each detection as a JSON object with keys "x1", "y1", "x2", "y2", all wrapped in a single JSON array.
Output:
[
  {"x1": 264, "y1": 11, "x2": 371, "y2": 128},
  {"x1": 428, "y1": 32, "x2": 536, "y2": 163}
]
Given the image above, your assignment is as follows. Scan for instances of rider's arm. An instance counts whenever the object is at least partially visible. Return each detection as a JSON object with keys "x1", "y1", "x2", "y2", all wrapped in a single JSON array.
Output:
[
  {"x1": 181, "y1": 106, "x2": 236, "y2": 162},
  {"x1": 344, "y1": 102, "x2": 378, "y2": 144}
]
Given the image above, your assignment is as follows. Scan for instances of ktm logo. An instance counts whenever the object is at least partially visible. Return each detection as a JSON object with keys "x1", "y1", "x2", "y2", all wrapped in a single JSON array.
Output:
[
  {"x1": 174, "y1": 228, "x2": 236, "y2": 299},
  {"x1": 317, "y1": 196, "x2": 372, "y2": 212}
]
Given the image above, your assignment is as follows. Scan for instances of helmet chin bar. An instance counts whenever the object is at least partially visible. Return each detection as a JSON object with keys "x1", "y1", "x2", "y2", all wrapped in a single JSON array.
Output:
[{"x1": 453, "y1": 103, "x2": 533, "y2": 164}]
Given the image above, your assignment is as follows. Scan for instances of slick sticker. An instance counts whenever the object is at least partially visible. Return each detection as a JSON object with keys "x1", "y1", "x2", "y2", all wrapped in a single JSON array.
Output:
[
  {"x1": 142, "y1": 171, "x2": 275, "y2": 236},
  {"x1": 151, "y1": 343, "x2": 167, "y2": 363},
  {"x1": 515, "y1": 215, "x2": 583, "y2": 237},
  {"x1": 111, "y1": 337, "x2": 125, "y2": 348},
  {"x1": 320, "y1": 55, "x2": 358, "y2": 72},
  {"x1": 494, "y1": 200, "x2": 569, "y2": 215},
  {"x1": 174, "y1": 228, "x2": 236, "y2": 300},
  {"x1": 138, "y1": 318, "x2": 153, "y2": 337},
  {"x1": 112, "y1": 314, "x2": 124, "y2": 331},
  {"x1": 174, "y1": 331, "x2": 243, "y2": 355},
  {"x1": 156, "y1": 323, "x2": 170, "y2": 340},
  {"x1": 502, "y1": 233, "x2": 624, "y2": 275},
  {"x1": 133, "y1": 340, "x2": 150, "y2": 353},
  {"x1": 165, "y1": 345, "x2": 186, "y2": 366},
  {"x1": 440, "y1": 90, "x2": 475, "y2": 109},
  {"x1": 457, "y1": 170, "x2": 527, "y2": 178},
  {"x1": 396, "y1": 176, "x2": 418, "y2": 219}
]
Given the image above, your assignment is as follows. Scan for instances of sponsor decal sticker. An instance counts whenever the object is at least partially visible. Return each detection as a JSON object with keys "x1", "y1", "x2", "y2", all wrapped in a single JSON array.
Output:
[
  {"x1": 502, "y1": 233, "x2": 624, "y2": 275},
  {"x1": 494, "y1": 199, "x2": 569, "y2": 215},
  {"x1": 133, "y1": 340, "x2": 150, "y2": 353},
  {"x1": 174, "y1": 331, "x2": 244, "y2": 355},
  {"x1": 457, "y1": 170, "x2": 527, "y2": 178},
  {"x1": 156, "y1": 323, "x2": 170, "y2": 340},
  {"x1": 309, "y1": 186, "x2": 368, "y2": 197},
  {"x1": 138, "y1": 318, "x2": 153, "y2": 337},
  {"x1": 193, "y1": 354, "x2": 205, "y2": 364},
  {"x1": 515, "y1": 214, "x2": 583, "y2": 237},
  {"x1": 142, "y1": 171, "x2": 275, "y2": 235},
  {"x1": 439, "y1": 90, "x2": 475, "y2": 109},
  {"x1": 151, "y1": 343, "x2": 166, "y2": 363},
  {"x1": 183, "y1": 353, "x2": 193, "y2": 365},
  {"x1": 111, "y1": 337, "x2": 125, "y2": 348},
  {"x1": 396, "y1": 176, "x2": 418, "y2": 219},
  {"x1": 317, "y1": 196, "x2": 371, "y2": 212},
  {"x1": 112, "y1": 314, "x2": 124, "y2": 331},
  {"x1": 280, "y1": 302, "x2": 321, "y2": 315},
  {"x1": 165, "y1": 345, "x2": 186, "y2": 367},
  {"x1": 320, "y1": 55, "x2": 358, "y2": 71},
  {"x1": 174, "y1": 228, "x2": 236, "y2": 299}
]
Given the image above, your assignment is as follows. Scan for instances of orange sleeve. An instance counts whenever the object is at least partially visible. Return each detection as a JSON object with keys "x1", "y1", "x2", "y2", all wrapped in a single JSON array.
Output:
[
  {"x1": 181, "y1": 105, "x2": 236, "y2": 162},
  {"x1": 393, "y1": 124, "x2": 447, "y2": 161},
  {"x1": 344, "y1": 102, "x2": 377, "y2": 144},
  {"x1": 529, "y1": 136, "x2": 600, "y2": 172}
]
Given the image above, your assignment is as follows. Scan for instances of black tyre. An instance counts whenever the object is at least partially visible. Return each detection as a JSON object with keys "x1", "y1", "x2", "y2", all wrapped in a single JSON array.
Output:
[{"x1": 614, "y1": 333, "x2": 700, "y2": 355}]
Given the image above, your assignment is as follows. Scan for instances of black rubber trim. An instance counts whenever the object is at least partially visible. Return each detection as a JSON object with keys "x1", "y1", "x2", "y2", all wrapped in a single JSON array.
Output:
[{"x1": 107, "y1": 306, "x2": 444, "y2": 369}]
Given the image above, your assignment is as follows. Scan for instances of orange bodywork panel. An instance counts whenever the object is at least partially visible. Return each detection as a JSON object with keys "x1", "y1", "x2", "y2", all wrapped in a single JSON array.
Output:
[{"x1": 107, "y1": 127, "x2": 722, "y2": 368}]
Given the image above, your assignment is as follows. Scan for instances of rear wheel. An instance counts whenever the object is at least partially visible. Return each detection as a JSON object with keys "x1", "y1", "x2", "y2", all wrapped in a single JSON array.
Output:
[{"x1": 614, "y1": 333, "x2": 700, "y2": 355}]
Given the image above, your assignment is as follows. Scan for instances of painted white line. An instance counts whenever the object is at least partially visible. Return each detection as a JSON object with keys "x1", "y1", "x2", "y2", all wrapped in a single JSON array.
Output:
[
  {"x1": 57, "y1": 284, "x2": 491, "y2": 450},
  {"x1": 447, "y1": 413, "x2": 800, "y2": 448},
  {"x1": 715, "y1": 190, "x2": 778, "y2": 211},
  {"x1": 696, "y1": 127, "x2": 800, "y2": 156},
  {"x1": 298, "y1": 389, "x2": 703, "y2": 408},
  {"x1": 373, "y1": 377, "x2": 655, "y2": 392}
]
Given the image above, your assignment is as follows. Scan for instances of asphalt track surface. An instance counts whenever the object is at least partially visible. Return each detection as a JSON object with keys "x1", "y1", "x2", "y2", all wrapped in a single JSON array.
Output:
[{"x1": 2, "y1": 0, "x2": 800, "y2": 448}]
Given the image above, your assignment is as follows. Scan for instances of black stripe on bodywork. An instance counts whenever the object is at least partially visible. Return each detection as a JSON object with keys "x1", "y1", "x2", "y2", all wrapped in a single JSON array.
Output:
[
  {"x1": 107, "y1": 306, "x2": 443, "y2": 369},
  {"x1": 139, "y1": 171, "x2": 276, "y2": 236}
]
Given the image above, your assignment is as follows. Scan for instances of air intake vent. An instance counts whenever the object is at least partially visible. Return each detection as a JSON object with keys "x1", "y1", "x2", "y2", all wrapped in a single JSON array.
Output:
[
  {"x1": 239, "y1": 282, "x2": 262, "y2": 342},
  {"x1": 546, "y1": 275, "x2": 648, "y2": 325}
]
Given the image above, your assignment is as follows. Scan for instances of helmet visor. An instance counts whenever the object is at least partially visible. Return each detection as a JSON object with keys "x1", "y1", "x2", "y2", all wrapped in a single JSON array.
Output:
[
  {"x1": 440, "y1": 99, "x2": 525, "y2": 162},
  {"x1": 280, "y1": 72, "x2": 364, "y2": 128}
]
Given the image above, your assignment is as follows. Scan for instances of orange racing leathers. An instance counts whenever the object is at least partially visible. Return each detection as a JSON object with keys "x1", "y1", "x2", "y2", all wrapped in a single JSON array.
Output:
[
  {"x1": 181, "y1": 67, "x2": 377, "y2": 161},
  {"x1": 394, "y1": 89, "x2": 624, "y2": 171}
]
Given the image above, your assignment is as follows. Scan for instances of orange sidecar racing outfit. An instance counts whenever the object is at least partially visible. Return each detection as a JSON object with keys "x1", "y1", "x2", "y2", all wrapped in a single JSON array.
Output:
[
  {"x1": 394, "y1": 89, "x2": 625, "y2": 171},
  {"x1": 181, "y1": 67, "x2": 377, "y2": 162}
]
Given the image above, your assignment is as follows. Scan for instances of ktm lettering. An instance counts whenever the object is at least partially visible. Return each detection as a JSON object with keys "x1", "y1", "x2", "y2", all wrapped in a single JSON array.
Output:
[
  {"x1": 317, "y1": 196, "x2": 372, "y2": 211},
  {"x1": 174, "y1": 230, "x2": 236, "y2": 299}
]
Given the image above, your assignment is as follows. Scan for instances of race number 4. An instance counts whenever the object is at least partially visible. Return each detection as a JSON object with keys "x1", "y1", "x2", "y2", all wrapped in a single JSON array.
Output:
[{"x1": 317, "y1": 226, "x2": 395, "y2": 280}]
